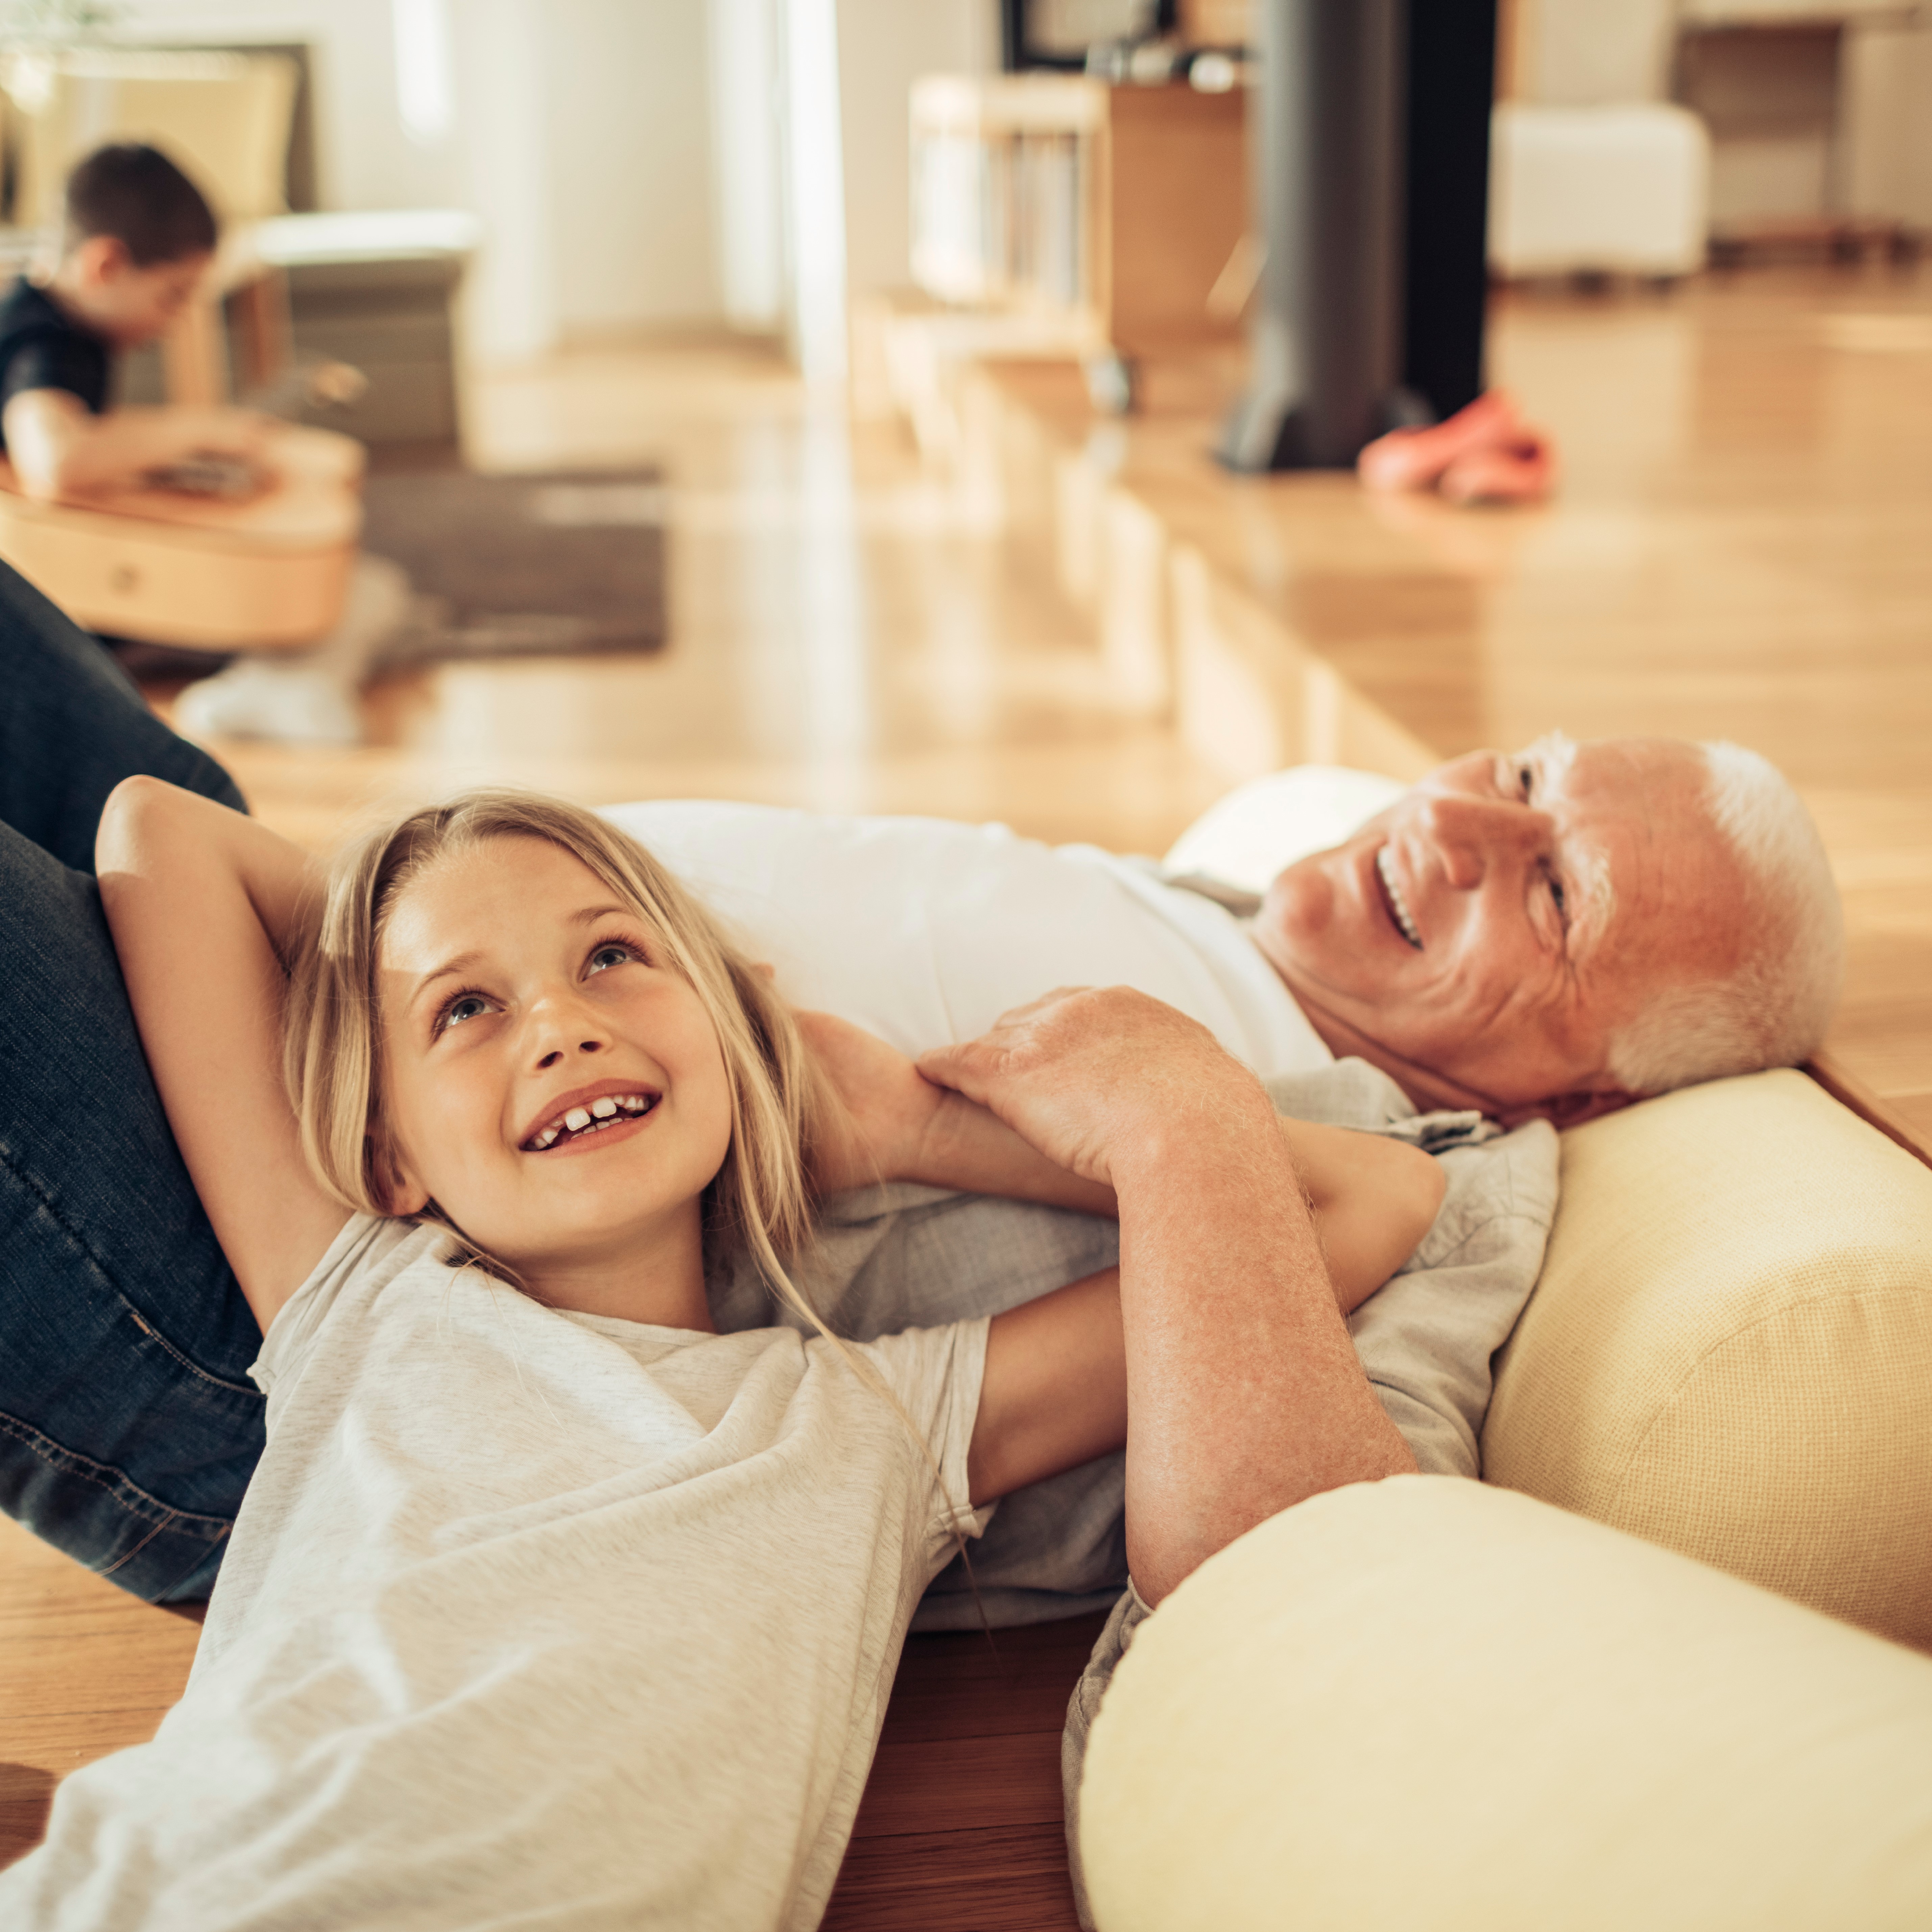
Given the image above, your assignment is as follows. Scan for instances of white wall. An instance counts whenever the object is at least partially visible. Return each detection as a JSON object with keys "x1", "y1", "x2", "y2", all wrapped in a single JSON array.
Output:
[
  {"x1": 709, "y1": 0, "x2": 786, "y2": 332},
  {"x1": 108, "y1": 0, "x2": 468, "y2": 210},
  {"x1": 1514, "y1": 0, "x2": 1675, "y2": 105},
  {"x1": 543, "y1": 0, "x2": 721, "y2": 335},
  {"x1": 105, "y1": 0, "x2": 997, "y2": 364},
  {"x1": 110, "y1": 0, "x2": 723, "y2": 354},
  {"x1": 835, "y1": 0, "x2": 995, "y2": 294},
  {"x1": 452, "y1": 0, "x2": 555, "y2": 362}
]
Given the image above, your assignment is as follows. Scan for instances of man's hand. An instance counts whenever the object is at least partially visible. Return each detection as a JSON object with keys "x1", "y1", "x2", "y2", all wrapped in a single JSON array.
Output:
[
  {"x1": 796, "y1": 1009, "x2": 944, "y2": 1195},
  {"x1": 951, "y1": 985, "x2": 1419, "y2": 1597},
  {"x1": 916, "y1": 986, "x2": 1272, "y2": 1189}
]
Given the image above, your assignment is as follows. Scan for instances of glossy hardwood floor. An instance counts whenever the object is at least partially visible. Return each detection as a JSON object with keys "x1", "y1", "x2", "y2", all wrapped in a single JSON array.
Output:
[{"x1": 5, "y1": 266, "x2": 1930, "y2": 1926}]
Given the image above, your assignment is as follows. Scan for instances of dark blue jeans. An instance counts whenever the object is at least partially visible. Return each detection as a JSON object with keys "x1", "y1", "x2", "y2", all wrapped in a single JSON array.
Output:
[{"x1": 0, "y1": 560, "x2": 264, "y2": 1601}]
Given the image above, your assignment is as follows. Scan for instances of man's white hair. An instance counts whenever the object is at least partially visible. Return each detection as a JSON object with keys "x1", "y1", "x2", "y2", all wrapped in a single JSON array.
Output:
[{"x1": 1603, "y1": 742, "x2": 1844, "y2": 1097}]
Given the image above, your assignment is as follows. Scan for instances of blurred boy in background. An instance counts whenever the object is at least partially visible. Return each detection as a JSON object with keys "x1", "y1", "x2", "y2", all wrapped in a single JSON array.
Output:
[
  {"x1": 0, "y1": 142, "x2": 266, "y2": 499},
  {"x1": 0, "y1": 141, "x2": 407, "y2": 744}
]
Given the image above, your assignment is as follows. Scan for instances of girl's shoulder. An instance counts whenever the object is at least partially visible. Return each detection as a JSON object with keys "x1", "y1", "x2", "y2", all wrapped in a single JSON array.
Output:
[{"x1": 251, "y1": 1215, "x2": 448, "y2": 1393}]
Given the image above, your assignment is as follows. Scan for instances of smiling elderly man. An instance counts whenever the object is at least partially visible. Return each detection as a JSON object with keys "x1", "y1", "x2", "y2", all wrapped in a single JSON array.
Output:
[
  {"x1": 607, "y1": 733, "x2": 1845, "y2": 1131},
  {"x1": 1248, "y1": 736, "x2": 1844, "y2": 1122}
]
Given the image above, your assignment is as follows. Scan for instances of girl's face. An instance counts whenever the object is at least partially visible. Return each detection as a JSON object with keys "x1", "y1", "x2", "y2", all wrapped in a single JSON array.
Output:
[{"x1": 373, "y1": 836, "x2": 734, "y2": 1298}]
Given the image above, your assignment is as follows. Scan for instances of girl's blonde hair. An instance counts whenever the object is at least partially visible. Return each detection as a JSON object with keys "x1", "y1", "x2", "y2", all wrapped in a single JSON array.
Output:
[{"x1": 283, "y1": 789, "x2": 831, "y2": 1322}]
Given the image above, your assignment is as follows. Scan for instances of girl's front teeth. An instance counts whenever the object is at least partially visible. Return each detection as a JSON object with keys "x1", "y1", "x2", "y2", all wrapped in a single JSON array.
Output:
[{"x1": 530, "y1": 1093, "x2": 654, "y2": 1150}]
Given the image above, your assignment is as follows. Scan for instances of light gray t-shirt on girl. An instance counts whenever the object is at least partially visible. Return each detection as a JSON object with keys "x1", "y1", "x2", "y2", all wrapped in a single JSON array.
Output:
[{"x1": 1, "y1": 1216, "x2": 991, "y2": 1932}]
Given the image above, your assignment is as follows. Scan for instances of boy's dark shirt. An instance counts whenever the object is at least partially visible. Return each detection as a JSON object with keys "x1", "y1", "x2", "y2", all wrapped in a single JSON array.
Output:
[{"x1": 0, "y1": 276, "x2": 111, "y2": 450}]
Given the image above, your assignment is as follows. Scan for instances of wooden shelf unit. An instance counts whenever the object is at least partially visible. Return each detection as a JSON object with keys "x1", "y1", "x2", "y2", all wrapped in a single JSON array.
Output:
[{"x1": 909, "y1": 74, "x2": 1249, "y2": 367}]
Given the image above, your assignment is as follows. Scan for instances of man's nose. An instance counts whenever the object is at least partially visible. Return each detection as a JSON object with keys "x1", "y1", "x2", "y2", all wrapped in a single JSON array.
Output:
[{"x1": 1416, "y1": 791, "x2": 1550, "y2": 889}]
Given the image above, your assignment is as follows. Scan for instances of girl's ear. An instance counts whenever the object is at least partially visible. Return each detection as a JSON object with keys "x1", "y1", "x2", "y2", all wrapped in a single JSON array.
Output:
[{"x1": 369, "y1": 1134, "x2": 431, "y2": 1217}]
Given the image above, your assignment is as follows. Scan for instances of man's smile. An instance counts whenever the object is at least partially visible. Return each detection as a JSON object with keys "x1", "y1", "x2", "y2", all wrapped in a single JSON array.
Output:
[{"x1": 1374, "y1": 845, "x2": 1424, "y2": 950}]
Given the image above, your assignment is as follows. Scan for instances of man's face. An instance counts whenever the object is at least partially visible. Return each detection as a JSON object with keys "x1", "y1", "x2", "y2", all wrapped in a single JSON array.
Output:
[{"x1": 1249, "y1": 736, "x2": 1745, "y2": 1114}]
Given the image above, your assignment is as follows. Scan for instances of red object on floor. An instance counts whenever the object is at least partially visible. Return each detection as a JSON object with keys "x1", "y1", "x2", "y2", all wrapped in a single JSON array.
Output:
[
  {"x1": 1440, "y1": 429, "x2": 1558, "y2": 504},
  {"x1": 1357, "y1": 390, "x2": 1556, "y2": 504}
]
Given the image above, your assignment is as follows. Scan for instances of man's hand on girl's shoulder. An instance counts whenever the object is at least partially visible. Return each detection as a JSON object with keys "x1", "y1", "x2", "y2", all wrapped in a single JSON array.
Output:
[{"x1": 917, "y1": 986, "x2": 1273, "y2": 1189}]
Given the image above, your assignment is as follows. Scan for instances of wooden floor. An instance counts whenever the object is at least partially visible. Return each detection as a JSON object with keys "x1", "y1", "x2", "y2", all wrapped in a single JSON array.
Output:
[{"x1": 4, "y1": 264, "x2": 1931, "y2": 1926}]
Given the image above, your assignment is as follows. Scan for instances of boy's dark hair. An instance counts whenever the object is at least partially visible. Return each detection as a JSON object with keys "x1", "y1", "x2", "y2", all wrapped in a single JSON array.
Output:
[{"x1": 65, "y1": 143, "x2": 217, "y2": 267}]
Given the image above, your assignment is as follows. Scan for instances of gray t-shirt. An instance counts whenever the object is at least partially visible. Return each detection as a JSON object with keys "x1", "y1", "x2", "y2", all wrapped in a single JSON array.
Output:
[{"x1": 1, "y1": 1217, "x2": 991, "y2": 1932}]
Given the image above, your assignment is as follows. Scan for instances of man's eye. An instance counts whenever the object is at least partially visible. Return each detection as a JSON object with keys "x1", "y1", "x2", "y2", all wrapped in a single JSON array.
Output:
[
  {"x1": 1548, "y1": 875, "x2": 1567, "y2": 918},
  {"x1": 1518, "y1": 764, "x2": 1535, "y2": 801}
]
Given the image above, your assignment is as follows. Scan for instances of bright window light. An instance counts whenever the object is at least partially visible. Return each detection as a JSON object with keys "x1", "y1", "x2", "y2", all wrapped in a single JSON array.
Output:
[{"x1": 394, "y1": 0, "x2": 455, "y2": 146}]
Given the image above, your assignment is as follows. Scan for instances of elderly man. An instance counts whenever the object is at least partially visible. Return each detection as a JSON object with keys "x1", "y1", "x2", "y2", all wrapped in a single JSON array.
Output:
[
  {"x1": 600, "y1": 732, "x2": 1843, "y2": 1128},
  {"x1": 0, "y1": 552, "x2": 1837, "y2": 1612}
]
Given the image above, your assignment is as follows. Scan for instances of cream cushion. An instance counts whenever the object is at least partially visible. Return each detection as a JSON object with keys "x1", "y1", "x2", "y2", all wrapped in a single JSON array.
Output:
[
  {"x1": 1080, "y1": 1477, "x2": 1932, "y2": 1932},
  {"x1": 1483, "y1": 1067, "x2": 1932, "y2": 1649}
]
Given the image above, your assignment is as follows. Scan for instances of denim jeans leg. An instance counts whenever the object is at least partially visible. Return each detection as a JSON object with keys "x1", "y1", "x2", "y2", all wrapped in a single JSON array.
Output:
[
  {"x1": 0, "y1": 556, "x2": 246, "y2": 870},
  {"x1": 0, "y1": 807, "x2": 263, "y2": 1603}
]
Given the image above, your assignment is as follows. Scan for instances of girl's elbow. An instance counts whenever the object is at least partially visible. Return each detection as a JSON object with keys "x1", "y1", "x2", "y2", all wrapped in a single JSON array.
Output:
[
  {"x1": 96, "y1": 774, "x2": 182, "y2": 867},
  {"x1": 102, "y1": 771, "x2": 168, "y2": 828}
]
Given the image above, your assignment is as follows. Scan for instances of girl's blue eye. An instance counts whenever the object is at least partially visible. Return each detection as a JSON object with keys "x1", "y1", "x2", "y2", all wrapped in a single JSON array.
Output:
[
  {"x1": 588, "y1": 943, "x2": 634, "y2": 974},
  {"x1": 435, "y1": 991, "x2": 492, "y2": 1036}
]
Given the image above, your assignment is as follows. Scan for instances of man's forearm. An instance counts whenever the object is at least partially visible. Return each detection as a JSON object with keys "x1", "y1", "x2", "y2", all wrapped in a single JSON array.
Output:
[
  {"x1": 912, "y1": 1095, "x2": 1439, "y2": 1314},
  {"x1": 915, "y1": 986, "x2": 1419, "y2": 1603},
  {"x1": 1112, "y1": 1090, "x2": 1416, "y2": 1605}
]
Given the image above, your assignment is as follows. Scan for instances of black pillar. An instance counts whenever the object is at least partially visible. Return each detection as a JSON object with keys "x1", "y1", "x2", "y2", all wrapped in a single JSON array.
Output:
[
  {"x1": 1403, "y1": 0, "x2": 1498, "y2": 419},
  {"x1": 1218, "y1": 0, "x2": 1498, "y2": 472}
]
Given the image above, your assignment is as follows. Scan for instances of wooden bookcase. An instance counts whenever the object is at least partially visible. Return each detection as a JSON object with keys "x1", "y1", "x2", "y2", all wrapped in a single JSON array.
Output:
[{"x1": 909, "y1": 74, "x2": 1249, "y2": 371}]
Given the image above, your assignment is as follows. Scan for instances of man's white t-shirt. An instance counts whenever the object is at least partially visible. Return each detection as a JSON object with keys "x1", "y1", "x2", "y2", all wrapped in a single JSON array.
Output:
[
  {"x1": 602, "y1": 801, "x2": 1336, "y2": 1077},
  {"x1": 3, "y1": 1218, "x2": 991, "y2": 1932}
]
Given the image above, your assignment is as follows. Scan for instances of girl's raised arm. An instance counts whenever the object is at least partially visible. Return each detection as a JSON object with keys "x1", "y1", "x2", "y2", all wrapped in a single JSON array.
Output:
[{"x1": 96, "y1": 777, "x2": 349, "y2": 1333}]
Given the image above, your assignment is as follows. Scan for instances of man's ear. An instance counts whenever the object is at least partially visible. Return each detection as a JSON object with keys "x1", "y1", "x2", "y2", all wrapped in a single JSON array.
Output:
[
  {"x1": 1496, "y1": 1086, "x2": 1638, "y2": 1132},
  {"x1": 369, "y1": 1134, "x2": 430, "y2": 1217}
]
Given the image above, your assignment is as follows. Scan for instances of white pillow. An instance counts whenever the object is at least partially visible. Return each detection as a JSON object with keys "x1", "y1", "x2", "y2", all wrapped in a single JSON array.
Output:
[
  {"x1": 599, "y1": 799, "x2": 1330, "y2": 1076},
  {"x1": 1162, "y1": 766, "x2": 1407, "y2": 897}
]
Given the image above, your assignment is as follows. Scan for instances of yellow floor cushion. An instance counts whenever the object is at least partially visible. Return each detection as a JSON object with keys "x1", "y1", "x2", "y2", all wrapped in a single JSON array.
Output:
[
  {"x1": 1080, "y1": 1478, "x2": 1932, "y2": 1932},
  {"x1": 1483, "y1": 1068, "x2": 1932, "y2": 1649}
]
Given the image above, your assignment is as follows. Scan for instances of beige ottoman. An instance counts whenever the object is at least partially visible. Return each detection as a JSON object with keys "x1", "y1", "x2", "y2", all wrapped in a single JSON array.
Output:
[
  {"x1": 1080, "y1": 1478, "x2": 1932, "y2": 1932},
  {"x1": 1484, "y1": 1067, "x2": 1932, "y2": 1649}
]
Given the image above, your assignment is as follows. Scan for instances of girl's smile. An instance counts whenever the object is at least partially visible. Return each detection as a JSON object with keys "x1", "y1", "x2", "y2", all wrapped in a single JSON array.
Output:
[{"x1": 521, "y1": 1081, "x2": 661, "y2": 1154}]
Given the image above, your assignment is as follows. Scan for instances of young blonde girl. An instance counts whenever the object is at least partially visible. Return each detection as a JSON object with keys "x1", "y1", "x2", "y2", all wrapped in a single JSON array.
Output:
[{"x1": 1, "y1": 779, "x2": 1437, "y2": 1931}]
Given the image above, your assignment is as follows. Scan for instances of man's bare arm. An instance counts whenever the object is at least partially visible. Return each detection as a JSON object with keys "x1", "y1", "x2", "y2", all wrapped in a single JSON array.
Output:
[{"x1": 926, "y1": 988, "x2": 1418, "y2": 1605}]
